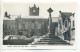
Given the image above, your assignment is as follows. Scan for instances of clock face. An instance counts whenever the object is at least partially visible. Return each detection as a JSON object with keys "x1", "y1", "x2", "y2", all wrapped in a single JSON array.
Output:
[{"x1": 33, "y1": 10, "x2": 36, "y2": 13}]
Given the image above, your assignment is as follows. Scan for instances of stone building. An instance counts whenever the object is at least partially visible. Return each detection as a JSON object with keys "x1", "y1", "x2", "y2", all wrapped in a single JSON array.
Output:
[
  {"x1": 70, "y1": 13, "x2": 75, "y2": 40},
  {"x1": 15, "y1": 17, "x2": 48, "y2": 37},
  {"x1": 3, "y1": 19, "x2": 15, "y2": 38},
  {"x1": 58, "y1": 11, "x2": 75, "y2": 41},
  {"x1": 15, "y1": 4, "x2": 48, "y2": 37}
]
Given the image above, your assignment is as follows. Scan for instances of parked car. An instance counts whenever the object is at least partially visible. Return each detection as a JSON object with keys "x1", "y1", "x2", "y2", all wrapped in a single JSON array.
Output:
[{"x1": 3, "y1": 35, "x2": 34, "y2": 45}]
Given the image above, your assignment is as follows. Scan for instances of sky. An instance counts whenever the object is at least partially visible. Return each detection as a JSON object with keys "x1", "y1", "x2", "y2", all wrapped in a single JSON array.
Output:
[{"x1": 3, "y1": 2, "x2": 76, "y2": 20}]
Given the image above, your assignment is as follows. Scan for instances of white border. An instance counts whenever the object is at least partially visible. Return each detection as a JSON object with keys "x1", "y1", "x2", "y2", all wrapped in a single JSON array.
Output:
[{"x1": 1, "y1": 0, "x2": 80, "y2": 52}]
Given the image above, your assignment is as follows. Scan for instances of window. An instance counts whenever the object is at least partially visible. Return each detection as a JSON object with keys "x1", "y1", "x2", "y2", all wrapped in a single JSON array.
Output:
[
  {"x1": 65, "y1": 21, "x2": 67, "y2": 27},
  {"x1": 12, "y1": 27, "x2": 14, "y2": 29},
  {"x1": 73, "y1": 21, "x2": 74, "y2": 27},
  {"x1": 9, "y1": 26, "x2": 10, "y2": 29},
  {"x1": 38, "y1": 24, "x2": 41, "y2": 29},
  {"x1": 12, "y1": 36, "x2": 18, "y2": 39},
  {"x1": 4, "y1": 36, "x2": 10, "y2": 40},
  {"x1": 8, "y1": 32, "x2": 10, "y2": 35},
  {"x1": 10, "y1": 37, "x2": 13, "y2": 40},
  {"x1": 65, "y1": 18, "x2": 68, "y2": 28},
  {"x1": 5, "y1": 32, "x2": 7, "y2": 35},
  {"x1": 18, "y1": 32, "x2": 23, "y2": 35},
  {"x1": 32, "y1": 23, "x2": 34, "y2": 29},
  {"x1": 5, "y1": 25, "x2": 7, "y2": 29},
  {"x1": 22, "y1": 24, "x2": 25, "y2": 30},
  {"x1": 25, "y1": 23, "x2": 28, "y2": 29},
  {"x1": 18, "y1": 23, "x2": 22, "y2": 29}
]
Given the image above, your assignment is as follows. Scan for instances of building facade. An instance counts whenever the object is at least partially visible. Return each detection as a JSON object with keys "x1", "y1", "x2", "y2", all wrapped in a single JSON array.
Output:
[
  {"x1": 3, "y1": 4, "x2": 49, "y2": 38},
  {"x1": 3, "y1": 20, "x2": 15, "y2": 38},
  {"x1": 15, "y1": 4, "x2": 48, "y2": 38},
  {"x1": 58, "y1": 11, "x2": 75, "y2": 41},
  {"x1": 15, "y1": 17, "x2": 48, "y2": 37}
]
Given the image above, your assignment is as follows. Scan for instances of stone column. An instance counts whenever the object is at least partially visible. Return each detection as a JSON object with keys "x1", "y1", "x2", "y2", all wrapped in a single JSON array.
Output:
[{"x1": 47, "y1": 8, "x2": 53, "y2": 35}]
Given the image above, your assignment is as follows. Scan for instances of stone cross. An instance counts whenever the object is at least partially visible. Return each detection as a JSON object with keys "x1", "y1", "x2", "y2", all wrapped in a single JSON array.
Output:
[
  {"x1": 47, "y1": 8, "x2": 53, "y2": 17},
  {"x1": 47, "y1": 8, "x2": 53, "y2": 35}
]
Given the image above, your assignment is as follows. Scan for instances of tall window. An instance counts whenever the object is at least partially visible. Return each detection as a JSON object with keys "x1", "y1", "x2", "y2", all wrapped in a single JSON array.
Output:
[
  {"x1": 18, "y1": 23, "x2": 22, "y2": 29},
  {"x1": 9, "y1": 26, "x2": 10, "y2": 29},
  {"x1": 22, "y1": 24, "x2": 25, "y2": 30},
  {"x1": 38, "y1": 23, "x2": 41, "y2": 29},
  {"x1": 5, "y1": 25, "x2": 7, "y2": 29},
  {"x1": 65, "y1": 18, "x2": 68, "y2": 28},
  {"x1": 32, "y1": 23, "x2": 34, "y2": 29},
  {"x1": 73, "y1": 21, "x2": 74, "y2": 27},
  {"x1": 25, "y1": 23, "x2": 28, "y2": 29},
  {"x1": 59, "y1": 20, "x2": 62, "y2": 29},
  {"x1": 65, "y1": 21, "x2": 67, "y2": 28}
]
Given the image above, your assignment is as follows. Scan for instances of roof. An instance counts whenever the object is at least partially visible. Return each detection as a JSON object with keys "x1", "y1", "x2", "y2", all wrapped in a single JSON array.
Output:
[
  {"x1": 59, "y1": 11, "x2": 72, "y2": 18},
  {"x1": 15, "y1": 16, "x2": 48, "y2": 22},
  {"x1": 16, "y1": 16, "x2": 48, "y2": 21},
  {"x1": 4, "y1": 16, "x2": 17, "y2": 20},
  {"x1": 23, "y1": 16, "x2": 48, "y2": 19},
  {"x1": 4, "y1": 16, "x2": 48, "y2": 20},
  {"x1": 59, "y1": 11, "x2": 73, "y2": 23},
  {"x1": 61, "y1": 12, "x2": 72, "y2": 17}
]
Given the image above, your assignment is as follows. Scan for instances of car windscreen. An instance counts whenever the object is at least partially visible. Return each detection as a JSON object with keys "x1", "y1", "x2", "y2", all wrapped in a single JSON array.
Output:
[
  {"x1": 11, "y1": 36, "x2": 19, "y2": 39},
  {"x1": 3, "y1": 36, "x2": 9, "y2": 40}
]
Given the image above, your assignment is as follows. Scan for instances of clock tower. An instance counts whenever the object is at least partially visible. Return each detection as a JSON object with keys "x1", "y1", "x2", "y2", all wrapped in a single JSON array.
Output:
[{"x1": 29, "y1": 4, "x2": 39, "y2": 16}]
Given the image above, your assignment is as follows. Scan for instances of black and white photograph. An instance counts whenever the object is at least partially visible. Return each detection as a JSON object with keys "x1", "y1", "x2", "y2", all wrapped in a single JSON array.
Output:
[{"x1": 2, "y1": 2, "x2": 76, "y2": 49}]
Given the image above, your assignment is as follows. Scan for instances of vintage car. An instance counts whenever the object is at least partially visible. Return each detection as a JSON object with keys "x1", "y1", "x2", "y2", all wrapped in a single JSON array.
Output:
[{"x1": 3, "y1": 35, "x2": 34, "y2": 45}]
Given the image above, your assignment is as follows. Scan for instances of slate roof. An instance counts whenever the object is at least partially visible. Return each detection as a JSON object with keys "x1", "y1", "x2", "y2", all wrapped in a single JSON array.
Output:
[{"x1": 59, "y1": 11, "x2": 73, "y2": 23}]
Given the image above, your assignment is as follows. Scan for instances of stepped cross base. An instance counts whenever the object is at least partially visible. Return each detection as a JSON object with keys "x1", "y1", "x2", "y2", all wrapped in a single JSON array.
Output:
[{"x1": 45, "y1": 32, "x2": 52, "y2": 38}]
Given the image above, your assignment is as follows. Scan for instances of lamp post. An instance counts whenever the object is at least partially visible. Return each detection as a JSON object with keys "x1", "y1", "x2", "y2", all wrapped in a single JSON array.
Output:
[{"x1": 47, "y1": 8, "x2": 53, "y2": 35}]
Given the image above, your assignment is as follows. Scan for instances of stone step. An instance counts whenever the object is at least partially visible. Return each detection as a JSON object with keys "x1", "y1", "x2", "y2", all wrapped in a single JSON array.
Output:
[
  {"x1": 35, "y1": 42, "x2": 49, "y2": 44},
  {"x1": 42, "y1": 39, "x2": 51, "y2": 40},
  {"x1": 49, "y1": 42, "x2": 70, "y2": 45},
  {"x1": 40, "y1": 39, "x2": 62, "y2": 41},
  {"x1": 40, "y1": 39, "x2": 65, "y2": 42},
  {"x1": 32, "y1": 36, "x2": 70, "y2": 45},
  {"x1": 40, "y1": 38, "x2": 51, "y2": 40},
  {"x1": 38, "y1": 41, "x2": 67, "y2": 43},
  {"x1": 43, "y1": 37, "x2": 51, "y2": 39},
  {"x1": 38, "y1": 40, "x2": 66, "y2": 43},
  {"x1": 38, "y1": 41, "x2": 50, "y2": 42},
  {"x1": 50, "y1": 40, "x2": 66, "y2": 42},
  {"x1": 38, "y1": 39, "x2": 68, "y2": 42},
  {"x1": 35, "y1": 42, "x2": 70, "y2": 45}
]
